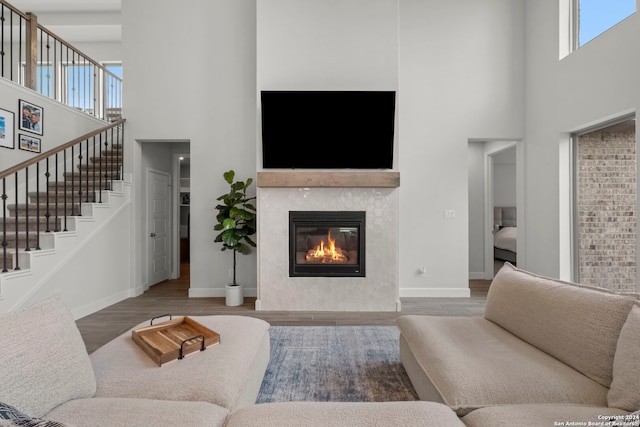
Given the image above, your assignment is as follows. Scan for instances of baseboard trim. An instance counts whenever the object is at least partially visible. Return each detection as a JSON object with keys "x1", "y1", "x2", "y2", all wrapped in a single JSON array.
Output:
[
  {"x1": 188, "y1": 287, "x2": 258, "y2": 298},
  {"x1": 399, "y1": 287, "x2": 471, "y2": 298},
  {"x1": 469, "y1": 271, "x2": 489, "y2": 280},
  {"x1": 73, "y1": 289, "x2": 133, "y2": 320}
]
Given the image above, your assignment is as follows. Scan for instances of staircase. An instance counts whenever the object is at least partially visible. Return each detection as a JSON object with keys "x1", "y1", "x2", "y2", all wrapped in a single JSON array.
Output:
[
  {"x1": 3, "y1": 147, "x2": 123, "y2": 271},
  {"x1": 1, "y1": 120, "x2": 126, "y2": 274}
]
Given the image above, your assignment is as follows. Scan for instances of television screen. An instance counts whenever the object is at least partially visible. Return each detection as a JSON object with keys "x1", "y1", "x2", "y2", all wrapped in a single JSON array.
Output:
[{"x1": 260, "y1": 91, "x2": 396, "y2": 169}]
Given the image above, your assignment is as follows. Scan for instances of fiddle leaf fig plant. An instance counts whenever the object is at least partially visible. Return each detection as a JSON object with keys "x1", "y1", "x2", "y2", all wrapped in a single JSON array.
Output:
[{"x1": 214, "y1": 170, "x2": 257, "y2": 286}]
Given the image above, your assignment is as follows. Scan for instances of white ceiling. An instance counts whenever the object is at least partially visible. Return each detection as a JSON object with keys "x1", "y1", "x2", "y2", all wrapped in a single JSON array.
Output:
[
  {"x1": 7, "y1": 0, "x2": 122, "y2": 42},
  {"x1": 8, "y1": 0, "x2": 120, "y2": 13}
]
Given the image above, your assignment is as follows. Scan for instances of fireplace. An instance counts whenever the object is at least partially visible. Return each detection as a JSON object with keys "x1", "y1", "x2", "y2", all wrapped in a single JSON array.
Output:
[{"x1": 289, "y1": 211, "x2": 365, "y2": 277}]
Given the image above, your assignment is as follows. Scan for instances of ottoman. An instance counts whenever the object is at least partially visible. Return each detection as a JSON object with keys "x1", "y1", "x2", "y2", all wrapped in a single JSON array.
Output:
[{"x1": 89, "y1": 315, "x2": 270, "y2": 411}]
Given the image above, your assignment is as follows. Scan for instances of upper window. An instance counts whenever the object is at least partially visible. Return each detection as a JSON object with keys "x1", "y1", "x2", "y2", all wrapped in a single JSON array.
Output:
[{"x1": 576, "y1": 0, "x2": 636, "y2": 47}]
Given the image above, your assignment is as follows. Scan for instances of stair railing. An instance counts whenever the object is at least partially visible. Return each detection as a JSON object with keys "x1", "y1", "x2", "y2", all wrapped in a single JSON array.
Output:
[
  {"x1": 0, "y1": 0, "x2": 122, "y2": 121},
  {"x1": 0, "y1": 118, "x2": 125, "y2": 272}
]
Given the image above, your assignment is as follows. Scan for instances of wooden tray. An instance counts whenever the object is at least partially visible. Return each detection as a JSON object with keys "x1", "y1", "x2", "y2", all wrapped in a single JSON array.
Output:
[{"x1": 132, "y1": 315, "x2": 220, "y2": 366}]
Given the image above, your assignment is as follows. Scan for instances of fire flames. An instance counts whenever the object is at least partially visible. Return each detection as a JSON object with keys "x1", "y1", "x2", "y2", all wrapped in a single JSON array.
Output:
[{"x1": 305, "y1": 230, "x2": 349, "y2": 264}]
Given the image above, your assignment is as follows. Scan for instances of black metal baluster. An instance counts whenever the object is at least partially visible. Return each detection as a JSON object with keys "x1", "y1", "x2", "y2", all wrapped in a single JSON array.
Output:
[
  {"x1": 24, "y1": 167, "x2": 30, "y2": 251},
  {"x1": 1, "y1": 6, "x2": 5, "y2": 79},
  {"x1": 35, "y1": 162, "x2": 40, "y2": 250},
  {"x1": 100, "y1": 133, "x2": 105, "y2": 193},
  {"x1": 45, "y1": 158, "x2": 51, "y2": 232},
  {"x1": 93, "y1": 135, "x2": 99, "y2": 203},
  {"x1": 53, "y1": 38, "x2": 58, "y2": 101},
  {"x1": 120, "y1": 124, "x2": 124, "y2": 180},
  {"x1": 55, "y1": 153, "x2": 60, "y2": 233},
  {"x1": 77, "y1": 144, "x2": 82, "y2": 216},
  {"x1": 13, "y1": 172, "x2": 20, "y2": 270},
  {"x1": 17, "y1": 14, "x2": 21, "y2": 84},
  {"x1": 69, "y1": 147, "x2": 74, "y2": 218},
  {"x1": 2, "y1": 178, "x2": 7, "y2": 272},
  {"x1": 110, "y1": 127, "x2": 114, "y2": 188},
  {"x1": 45, "y1": 33, "x2": 50, "y2": 98},
  {"x1": 86, "y1": 138, "x2": 90, "y2": 202}
]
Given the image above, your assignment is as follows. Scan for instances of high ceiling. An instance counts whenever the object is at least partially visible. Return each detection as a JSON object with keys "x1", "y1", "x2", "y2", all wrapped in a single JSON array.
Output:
[{"x1": 7, "y1": 0, "x2": 122, "y2": 42}]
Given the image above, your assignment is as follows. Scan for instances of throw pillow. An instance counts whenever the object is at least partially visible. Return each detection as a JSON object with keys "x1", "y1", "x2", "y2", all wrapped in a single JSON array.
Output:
[
  {"x1": 0, "y1": 296, "x2": 96, "y2": 418},
  {"x1": 608, "y1": 301, "x2": 640, "y2": 412},
  {"x1": 0, "y1": 402, "x2": 66, "y2": 427}
]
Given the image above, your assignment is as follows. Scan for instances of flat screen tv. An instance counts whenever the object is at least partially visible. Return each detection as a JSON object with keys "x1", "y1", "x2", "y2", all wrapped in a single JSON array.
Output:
[{"x1": 260, "y1": 90, "x2": 396, "y2": 169}]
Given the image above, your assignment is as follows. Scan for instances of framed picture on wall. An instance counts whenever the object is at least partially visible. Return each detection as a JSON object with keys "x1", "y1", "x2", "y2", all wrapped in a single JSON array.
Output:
[
  {"x1": 19, "y1": 99, "x2": 44, "y2": 136},
  {"x1": 19, "y1": 134, "x2": 41, "y2": 153},
  {"x1": 0, "y1": 108, "x2": 15, "y2": 149}
]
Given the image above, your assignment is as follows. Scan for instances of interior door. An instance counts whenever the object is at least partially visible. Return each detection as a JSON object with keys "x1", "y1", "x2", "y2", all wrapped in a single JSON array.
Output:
[{"x1": 147, "y1": 169, "x2": 171, "y2": 286}]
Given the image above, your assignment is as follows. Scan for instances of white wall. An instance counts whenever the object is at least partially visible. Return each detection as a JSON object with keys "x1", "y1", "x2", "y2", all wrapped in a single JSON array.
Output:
[
  {"x1": 0, "y1": 80, "x2": 107, "y2": 171},
  {"x1": 524, "y1": 0, "x2": 639, "y2": 280},
  {"x1": 399, "y1": 0, "x2": 525, "y2": 295},
  {"x1": 117, "y1": 0, "x2": 639, "y2": 301},
  {"x1": 257, "y1": 0, "x2": 398, "y2": 92},
  {"x1": 120, "y1": 0, "x2": 527, "y2": 298},
  {"x1": 468, "y1": 143, "x2": 486, "y2": 275},
  {"x1": 24, "y1": 200, "x2": 132, "y2": 318},
  {"x1": 122, "y1": 0, "x2": 257, "y2": 296},
  {"x1": 494, "y1": 163, "x2": 516, "y2": 207}
]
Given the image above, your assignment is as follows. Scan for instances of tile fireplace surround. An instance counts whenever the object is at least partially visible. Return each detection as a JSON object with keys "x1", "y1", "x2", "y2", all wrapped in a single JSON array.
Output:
[{"x1": 256, "y1": 171, "x2": 400, "y2": 312}]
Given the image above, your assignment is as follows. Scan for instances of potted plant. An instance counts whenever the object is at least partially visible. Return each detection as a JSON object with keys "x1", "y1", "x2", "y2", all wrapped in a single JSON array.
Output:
[{"x1": 214, "y1": 170, "x2": 257, "y2": 306}]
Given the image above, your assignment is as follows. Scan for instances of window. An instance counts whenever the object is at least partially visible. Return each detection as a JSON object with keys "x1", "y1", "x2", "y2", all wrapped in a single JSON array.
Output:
[
  {"x1": 64, "y1": 64, "x2": 95, "y2": 111},
  {"x1": 575, "y1": 0, "x2": 636, "y2": 47},
  {"x1": 105, "y1": 64, "x2": 122, "y2": 79},
  {"x1": 103, "y1": 63, "x2": 122, "y2": 120}
]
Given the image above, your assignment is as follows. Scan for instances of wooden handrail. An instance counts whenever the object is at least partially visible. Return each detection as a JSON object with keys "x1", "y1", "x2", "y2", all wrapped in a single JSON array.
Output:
[
  {"x1": 0, "y1": 0, "x2": 116, "y2": 78},
  {"x1": 0, "y1": 0, "x2": 122, "y2": 118},
  {"x1": 0, "y1": 0, "x2": 30, "y2": 19},
  {"x1": 36, "y1": 24, "x2": 117, "y2": 78},
  {"x1": 0, "y1": 119, "x2": 126, "y2": 180}
]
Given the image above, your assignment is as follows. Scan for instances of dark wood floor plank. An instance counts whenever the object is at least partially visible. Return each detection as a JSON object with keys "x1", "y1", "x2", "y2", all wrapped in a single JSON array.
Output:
[{"x1": 76, "y1": 265, "x2": 490, "y2": 354}]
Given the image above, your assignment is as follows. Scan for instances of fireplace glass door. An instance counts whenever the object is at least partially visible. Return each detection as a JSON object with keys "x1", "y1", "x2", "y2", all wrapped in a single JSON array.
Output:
[{"x1": 289, "y1": 211, "x2": 365, "y2": 277}]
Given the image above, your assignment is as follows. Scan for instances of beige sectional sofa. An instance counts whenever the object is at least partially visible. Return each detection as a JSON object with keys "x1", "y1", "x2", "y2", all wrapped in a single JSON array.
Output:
[
  {"x1": 397, "y1": 262, "x2": 640, "y2": 424},
  {"x1": 0, "y1": 296, "x2": 270, "y2": 427},
  {"x1": 2, "y1": 262, "x2": 638, "y2": 426},
  {"x1": 0, "y1": 296, "x2": 463, "y2": 427}
]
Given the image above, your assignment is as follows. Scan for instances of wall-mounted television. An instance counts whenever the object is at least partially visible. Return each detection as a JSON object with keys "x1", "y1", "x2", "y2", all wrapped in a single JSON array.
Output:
[{"x1": 260, "y1": 90, "x2": 396, "y2": 169}]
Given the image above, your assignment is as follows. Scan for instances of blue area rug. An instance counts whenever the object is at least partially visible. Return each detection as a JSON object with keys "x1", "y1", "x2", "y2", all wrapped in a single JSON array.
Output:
[{"x1": 256, "y1": 326, "x2": 419, "y2": 403}]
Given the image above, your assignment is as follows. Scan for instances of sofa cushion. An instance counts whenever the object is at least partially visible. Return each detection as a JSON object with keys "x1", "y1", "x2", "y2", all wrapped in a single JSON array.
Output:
[
  {"x1": 225, "y1": 401, "x2": 465, "y2": 427},
  {"x1": 462, "y1": 404, "x2": 631, "y2": 427},
  {"x1": 0, "y1": 296, "x2": 96, "y2": 418},
  {"x1": 91, "y1": 315, "x2": 270, "y2": 411},
  {"x1": 396, "y1": 315, "x2": 609, "y2": 416},
  {"x1": 485, "y1": 262, "x2": 638, "y2": 388},
  {"x1": 608, "y1": 301, "x2": 640, "y2": 411},
  {"x1": 45, "y1": 397, "x2": 229, "y2": 427}
]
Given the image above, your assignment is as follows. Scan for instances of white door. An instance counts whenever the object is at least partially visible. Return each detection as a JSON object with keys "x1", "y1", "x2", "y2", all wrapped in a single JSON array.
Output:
[{"x1": 147, "y1": 169, "x2": 171, "y2": 285}]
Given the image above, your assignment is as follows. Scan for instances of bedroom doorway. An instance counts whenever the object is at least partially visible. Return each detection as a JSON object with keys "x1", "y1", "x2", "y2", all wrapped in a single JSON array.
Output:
[{"x1": 468, "y1": 140, "x2": 524, "y2": 280}]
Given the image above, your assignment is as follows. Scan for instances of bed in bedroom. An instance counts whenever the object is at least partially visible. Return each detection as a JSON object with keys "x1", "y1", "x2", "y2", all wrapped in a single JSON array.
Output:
[{"x1": 493, "y1": 206, "x2": 516, "y2": 264}]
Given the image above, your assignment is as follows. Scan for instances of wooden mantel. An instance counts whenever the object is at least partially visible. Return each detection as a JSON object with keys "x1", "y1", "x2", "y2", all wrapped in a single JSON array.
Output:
[{"x1": 257, "y1": 171, "x2": 400, "y2": 188}]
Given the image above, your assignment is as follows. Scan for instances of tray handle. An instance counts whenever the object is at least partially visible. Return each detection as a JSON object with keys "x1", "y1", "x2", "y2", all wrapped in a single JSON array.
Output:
[
  {"x1": 179, "y1": 335, "x2": 206, "y2": 360},
  {"x1": 150, "y1": 314, "x2": 172, "y2": 325}
]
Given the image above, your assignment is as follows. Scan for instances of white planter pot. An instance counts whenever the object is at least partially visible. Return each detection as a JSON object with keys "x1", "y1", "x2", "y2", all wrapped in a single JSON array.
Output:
[{"x1": 225, "y1": 284, "x2": 244, "y2": 307}]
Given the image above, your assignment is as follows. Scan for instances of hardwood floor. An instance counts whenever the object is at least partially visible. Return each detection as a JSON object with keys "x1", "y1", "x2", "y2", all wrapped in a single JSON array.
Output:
[{"x1": 76, "y1": 263, "x2": 491, "y2": 354}]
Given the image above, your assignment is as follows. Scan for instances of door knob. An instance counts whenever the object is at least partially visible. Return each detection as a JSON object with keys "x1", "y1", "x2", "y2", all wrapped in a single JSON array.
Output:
[{"x1": 150, "y1": 233, "x2": 156, "y2": 237}]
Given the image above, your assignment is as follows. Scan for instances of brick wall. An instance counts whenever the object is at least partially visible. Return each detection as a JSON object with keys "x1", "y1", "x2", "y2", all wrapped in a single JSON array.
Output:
[{"x1": 577, "y1": 127, "x2": 636, "y2": 292}]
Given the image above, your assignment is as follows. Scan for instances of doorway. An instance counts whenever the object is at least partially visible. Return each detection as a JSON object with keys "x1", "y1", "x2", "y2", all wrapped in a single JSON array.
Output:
[
  {"x1": 140, "y1": 140, "x2": 191, "y2": 290},
  {"x1": 468, "y1": 140, "x2": 524, "y2": 280},
  {"x1": 147, "y1": 169, "x2": 171, "y2": 285},
  {"x1": 174, "y1": 153, "x2": 190, "y2": 280}
]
